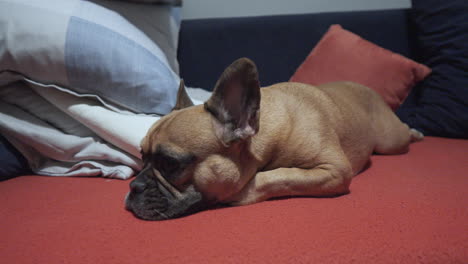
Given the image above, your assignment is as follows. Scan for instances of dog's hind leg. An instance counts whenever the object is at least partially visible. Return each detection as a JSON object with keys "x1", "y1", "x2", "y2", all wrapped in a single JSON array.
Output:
[
  {"x1": 374, "y1": 121, "x2": 424, "y2": 155},
  {"x1": 372, "y1": 96, "x2": 424, "y2": 155},
  {"x1": 410, "y1": 128, "x2": 424, "y2": 142}
]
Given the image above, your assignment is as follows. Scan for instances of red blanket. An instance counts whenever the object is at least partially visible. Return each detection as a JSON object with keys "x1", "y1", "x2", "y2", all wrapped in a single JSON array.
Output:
[{"x1": 1, "y1": 137, "x2": 467, "y2": 263}]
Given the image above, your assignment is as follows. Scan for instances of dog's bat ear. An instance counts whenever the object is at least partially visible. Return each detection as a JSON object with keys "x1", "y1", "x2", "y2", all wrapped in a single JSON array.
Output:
[
  {"x1": 204, "y1": 58, "x2": 261, "y2": 147},
  {"x1": 173, "y1": 79, "x2": 194, "y2": 111}
]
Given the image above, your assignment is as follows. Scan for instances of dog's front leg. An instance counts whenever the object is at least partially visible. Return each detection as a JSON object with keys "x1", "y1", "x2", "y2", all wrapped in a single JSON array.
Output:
[{"x1": 228, "y1": 162, "x2": 353, "y2": 206}]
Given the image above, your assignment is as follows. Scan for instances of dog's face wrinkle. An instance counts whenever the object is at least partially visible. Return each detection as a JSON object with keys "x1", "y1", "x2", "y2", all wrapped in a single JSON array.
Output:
[
  {"x1": 127, "y1": 162, "x2": 210, "y2": 220},
  {"x1": 129, "y1": 192, "x2": 171, "y2": 220}
]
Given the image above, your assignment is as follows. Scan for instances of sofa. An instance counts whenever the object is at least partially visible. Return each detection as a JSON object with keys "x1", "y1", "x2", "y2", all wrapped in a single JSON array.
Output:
[{"x1": 1, "y1": 1, "x2": 467, "y2": 263}]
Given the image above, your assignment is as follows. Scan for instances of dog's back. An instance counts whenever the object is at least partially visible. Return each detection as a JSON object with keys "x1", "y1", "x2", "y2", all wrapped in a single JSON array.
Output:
[{"x1": 257, "y1": 81, "x2": 417, "y2": 175}]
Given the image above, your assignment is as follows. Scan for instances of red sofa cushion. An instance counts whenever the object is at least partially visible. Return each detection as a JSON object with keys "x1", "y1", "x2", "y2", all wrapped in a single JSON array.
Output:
[
  {"x1": 290, "y1": 25, "x2": 431, "y2": 111},
  {"x1": 1, "y1": 137, "x2": 467, "y2": 263}
]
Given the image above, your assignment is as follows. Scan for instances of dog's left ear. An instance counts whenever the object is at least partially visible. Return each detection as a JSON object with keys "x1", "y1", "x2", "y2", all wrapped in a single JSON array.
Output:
[
  {"x1": 204, "y1": 58, "x2": 261, "y2": 147},
  {"x1": 173, "y1": 79, "x2": 194, "y2": 111}
]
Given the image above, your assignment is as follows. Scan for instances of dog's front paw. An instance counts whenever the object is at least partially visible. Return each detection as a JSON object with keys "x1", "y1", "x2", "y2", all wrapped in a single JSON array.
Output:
[
  {"x1": 229, "y1": 197, "x2": 259, "y2": 207},
  {"x1": 226, "y1": 186, "x2": 263, "y2": 206}
]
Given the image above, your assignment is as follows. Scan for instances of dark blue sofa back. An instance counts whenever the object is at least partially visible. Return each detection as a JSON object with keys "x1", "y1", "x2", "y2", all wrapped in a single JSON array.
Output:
[{"x1": 177, "y1": 9, "x2": 412, "y2": 90}]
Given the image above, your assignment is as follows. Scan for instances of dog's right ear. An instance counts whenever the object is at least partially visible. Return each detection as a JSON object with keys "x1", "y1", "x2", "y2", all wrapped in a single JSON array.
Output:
[
  {"x1": 204, "y1": 58, "x2": 261, "y2": 147},
  {"x1": 173, "y1": 79, "x2": 194, "y2": 111}
]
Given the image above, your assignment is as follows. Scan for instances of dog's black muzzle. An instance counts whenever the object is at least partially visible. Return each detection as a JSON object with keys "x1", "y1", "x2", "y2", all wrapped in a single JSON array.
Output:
[{"x1": 125, "y1": 166, "x2": 207, "y2": 220}]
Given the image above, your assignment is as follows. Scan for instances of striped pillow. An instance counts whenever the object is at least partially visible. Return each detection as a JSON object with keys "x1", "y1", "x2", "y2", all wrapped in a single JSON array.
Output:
[{"x1": 0, "y1": 0, "x2": 180, "y2": 115}]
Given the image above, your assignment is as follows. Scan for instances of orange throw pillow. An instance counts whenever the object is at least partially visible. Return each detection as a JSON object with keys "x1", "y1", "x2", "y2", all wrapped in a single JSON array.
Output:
[{"x1": 290, "y1": 25, "x2": 431, "y2": 111}]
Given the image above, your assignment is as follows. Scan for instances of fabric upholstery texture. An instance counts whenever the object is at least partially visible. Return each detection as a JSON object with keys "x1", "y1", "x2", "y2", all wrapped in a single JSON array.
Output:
[
  {"x1": 0, "y1": 135, "x2": 31, "y2": 181},
  {"x1": 178, "y1": 9, "x2": 412, "y2": 90},
  {"x1": 289, "y1": 25, "x2": 431, "y2": 111},
  {"x1": 0, "y1": 0, "x2": 179, "y2": 115},
  {"x1": 0, "y1": 83, "x2": 142, "y2": 179},
  {"x1": 396, "y1": 0, "x2": 468, "y2": 138},
  {"x1": 1, "y1": 137, "x2": 466, "y2": 263}
]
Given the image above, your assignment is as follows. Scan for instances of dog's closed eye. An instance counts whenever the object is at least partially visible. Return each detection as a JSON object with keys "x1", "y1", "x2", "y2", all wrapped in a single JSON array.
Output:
[
  {"x1": 156, "y1": 155, "x2": 180, "y2": 176},
  {"x1": 153, "y1": 144, "x2": 196, "y2": 182}
]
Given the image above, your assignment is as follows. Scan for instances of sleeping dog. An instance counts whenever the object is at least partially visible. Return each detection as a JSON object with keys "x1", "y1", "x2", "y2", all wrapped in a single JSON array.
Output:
[{"x1": 125, "y1": 58, "x2": 423, "y2": 220}]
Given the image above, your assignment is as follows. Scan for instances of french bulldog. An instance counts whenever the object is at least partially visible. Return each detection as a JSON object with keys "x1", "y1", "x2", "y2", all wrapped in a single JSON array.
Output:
[{"x1": 125, "y1": 58, "x2": 423, "y2": 220}]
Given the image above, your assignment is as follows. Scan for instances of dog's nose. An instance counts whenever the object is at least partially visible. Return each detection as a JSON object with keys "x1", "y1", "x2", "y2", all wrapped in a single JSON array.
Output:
[{"x1": 130, "y1": 180, "x2": 147, "y2": 193}]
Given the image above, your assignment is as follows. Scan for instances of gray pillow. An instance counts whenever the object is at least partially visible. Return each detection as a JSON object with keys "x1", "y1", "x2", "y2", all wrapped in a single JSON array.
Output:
[
  {"x1": 0, "y1": 0, "x2": 181, "y2": 115},
  {"x1": 92, "y1": 0, "x2": 182, "y2": 74}
]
